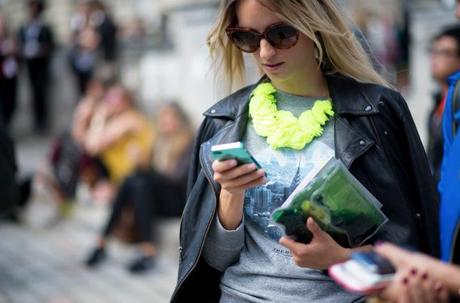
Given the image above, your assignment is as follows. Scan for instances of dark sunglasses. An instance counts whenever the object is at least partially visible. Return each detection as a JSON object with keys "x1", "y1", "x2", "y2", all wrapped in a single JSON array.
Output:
[{"x1": 226, "y1": 22, "x2": 299, "y2": 53}]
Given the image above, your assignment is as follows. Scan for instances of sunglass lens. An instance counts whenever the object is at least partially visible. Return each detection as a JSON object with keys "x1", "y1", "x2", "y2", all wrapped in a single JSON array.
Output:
[
  {"x1": 267, "y1": 25, "x2": 298, "y2": 48},
  {"x1": 230, "y1": 31, "x2": 259, "y2": 52}
]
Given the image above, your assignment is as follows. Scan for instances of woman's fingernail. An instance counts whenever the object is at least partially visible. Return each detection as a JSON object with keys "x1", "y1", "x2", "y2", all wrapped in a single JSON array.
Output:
[{"x1": 410, "y1": 268, "x2": 417, "y2": 276}]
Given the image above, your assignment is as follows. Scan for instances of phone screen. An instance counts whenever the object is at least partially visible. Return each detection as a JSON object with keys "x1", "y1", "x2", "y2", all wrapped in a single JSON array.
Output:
[
  {"x1": 329, "y1": 252, "x2": 395, "y2": 295},
  {"x1": 351, "y1": 252, "x2": 396, "y2": 275}
]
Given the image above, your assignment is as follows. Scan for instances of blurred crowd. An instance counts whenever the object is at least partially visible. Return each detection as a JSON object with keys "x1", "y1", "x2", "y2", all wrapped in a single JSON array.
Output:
[
  {"x1": 349, "y1": 0, "x2": 411, "y2": 90},
  {"x1": 0, "y1": 0, "x2": 194, "y2": 275}
]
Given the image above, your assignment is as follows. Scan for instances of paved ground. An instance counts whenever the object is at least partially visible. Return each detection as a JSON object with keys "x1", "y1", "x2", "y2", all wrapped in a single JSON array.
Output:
[{"x1": 0, "y1": 189, "x2": 180, "y2": 303}]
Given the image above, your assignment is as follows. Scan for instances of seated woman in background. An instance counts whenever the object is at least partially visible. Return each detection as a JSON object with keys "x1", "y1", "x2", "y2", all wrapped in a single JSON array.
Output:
[
  {"x1": 85, "y1": 102, "x2": 194, "y2": 273},
  {"x1": 33, "y1": 75, "x2": 110, "y2": 217},
  {"x1": 81, "y1": 84, "x2": 155, "y2": 203}
]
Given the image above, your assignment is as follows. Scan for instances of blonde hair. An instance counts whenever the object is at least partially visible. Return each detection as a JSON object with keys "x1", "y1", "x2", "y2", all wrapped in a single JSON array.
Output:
[
  {"x1": 207, "y1": 0, "x2": 389, "y2": 92},
  {"x1": 152, "y1": 102, "x2": 194, "y2": 175}
]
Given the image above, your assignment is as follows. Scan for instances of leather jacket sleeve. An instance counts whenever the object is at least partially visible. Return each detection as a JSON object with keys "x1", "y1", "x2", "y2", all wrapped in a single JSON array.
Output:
[{"x1": 377, "y1": 90, "x2": 440, "y2": 256}]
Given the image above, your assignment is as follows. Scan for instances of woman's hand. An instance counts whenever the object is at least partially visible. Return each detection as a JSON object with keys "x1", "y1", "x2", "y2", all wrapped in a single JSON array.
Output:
[
  {"x1": 373, "y1": 243, "x2": 450, "y2": 303},
  {"x1": 376, "y1": 272, "x2": 449, "y2": 303},
  {"x1": 213, "y1": 159, "x2": 266, "y2": 195},
  {"x1": 279, "y1": 217, "x2": 351, "y2": 270},
  {"x1": 212, "y1": 159, "x2": 266, "y2": 230}
]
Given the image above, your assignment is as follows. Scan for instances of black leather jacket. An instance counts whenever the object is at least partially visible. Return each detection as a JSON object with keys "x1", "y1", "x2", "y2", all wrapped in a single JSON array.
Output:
[{"x1": 171, "y1": 74, "x2": 439, "y2": 303}]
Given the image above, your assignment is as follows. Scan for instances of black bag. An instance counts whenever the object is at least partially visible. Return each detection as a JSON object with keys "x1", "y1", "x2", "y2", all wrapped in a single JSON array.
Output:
[{"x1": 50, "y1": 131, "x2": 82, "y2": 199}]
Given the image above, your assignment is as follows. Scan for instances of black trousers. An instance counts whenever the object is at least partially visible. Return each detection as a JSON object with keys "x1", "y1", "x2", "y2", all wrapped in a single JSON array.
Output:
[
  {"x1": 0, "y1": 77, "x2": 17, "y2": 129},
  {"x1": 103, "y1": 169, "x2": 186, "y2": 243},
  {"x1": 26, "y1": 58, "x2": 50, "y2": 130}
]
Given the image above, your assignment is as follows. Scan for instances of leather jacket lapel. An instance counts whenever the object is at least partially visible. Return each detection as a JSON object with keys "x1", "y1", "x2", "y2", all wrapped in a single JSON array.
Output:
[
  {"x1": 326, "y1": 74, "x2": 377, "y2": 168},
  {"x1": 334, "y1": 116, "x2": 374, "y2": 168}
]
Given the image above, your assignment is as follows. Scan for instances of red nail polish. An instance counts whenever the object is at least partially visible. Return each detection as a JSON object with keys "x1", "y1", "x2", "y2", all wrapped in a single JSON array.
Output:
[{"x1": 410, "y1": 268, "x2": 417, "y2": 276}]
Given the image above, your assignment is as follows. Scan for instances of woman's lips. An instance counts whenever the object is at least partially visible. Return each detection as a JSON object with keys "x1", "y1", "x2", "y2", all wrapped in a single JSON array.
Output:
[{"x1": 263, "y1": 62, "x2": 284, "y2": 71}]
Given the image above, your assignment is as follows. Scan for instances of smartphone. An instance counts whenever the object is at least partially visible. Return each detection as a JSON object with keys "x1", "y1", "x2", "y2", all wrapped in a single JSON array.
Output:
[
  {"x1": 328, "y1": 251, "x2": 395, "y2": 295},
  {"x1": 210, "y1": 141, "x2": 262, "y2": 169},
  {"x1": 350, "y1": 251, "x2": 395, "y2": 275}
]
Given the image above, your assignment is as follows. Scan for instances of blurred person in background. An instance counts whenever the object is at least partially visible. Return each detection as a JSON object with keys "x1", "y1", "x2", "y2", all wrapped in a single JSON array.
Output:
[
  {"x1": 85, "y1": 102, "x2": 194, "y2": 273},
  {"x1": 394, "y1": 0, "x2": 412, "y2": 92},
  {"x1": 34, "y1": 74, "x2": 112, "y2": 220},
  {"x1": 457, "y1": 0, "x2": 460, "y2": 20},
  {"x1": 69, "y1": 0, "x2": 117, "y2": 63},
  {"x1": 0, "y1": 120, "x2": 20, "y2": 221},
  {"x1": 81, "y1": 84, "x2": 154, "y2": 204},
  {"x1": 69, "y1": 0, "x2": 92, "y2": 37},
  {"x1": 122, "y1": 17, "x2": 147, "y2": 40},
  {"x1": 0, "y1": 13, "x2": 19, "y2": 132},
  {"x1": 68, "y1": 0, "x2": 117, "y2": 97},
  {"x1": 0, "y1": 121, "x2": 31, "y2": 223},
  {"x1": 17, "y1": 0, "x2": 54, "y2": 133},
  {"x1": 350, "y1": 2, "x2": 406, "y2": 87},
  {"x1": 71, "y1": 74, "x2": 113, "y2": 147},
  {"x1": 87, "y1": 0, "x2": 117, "y2": 64},
  {"x1": 69, "y1": 26, "x2": 101, "y2": 96},
  {"x1": 426, "y1": 25, "x2": 460, "y2": 184}
]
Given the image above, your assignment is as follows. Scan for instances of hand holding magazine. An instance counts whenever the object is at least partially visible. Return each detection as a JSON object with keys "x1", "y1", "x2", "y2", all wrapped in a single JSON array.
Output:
[{"x1": 271, "y1": 157, "x2": 388, "y2": 247}]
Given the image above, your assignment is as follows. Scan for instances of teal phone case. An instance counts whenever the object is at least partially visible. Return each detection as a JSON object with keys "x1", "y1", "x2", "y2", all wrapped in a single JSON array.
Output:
[{"x1": 211, "y1": 142, "x2": 262, "y2": 169}]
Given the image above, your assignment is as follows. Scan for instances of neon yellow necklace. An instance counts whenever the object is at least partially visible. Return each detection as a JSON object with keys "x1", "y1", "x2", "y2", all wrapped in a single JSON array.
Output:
[{"x1": 249, "y1": 82, "x2": 334, "y2": 150}]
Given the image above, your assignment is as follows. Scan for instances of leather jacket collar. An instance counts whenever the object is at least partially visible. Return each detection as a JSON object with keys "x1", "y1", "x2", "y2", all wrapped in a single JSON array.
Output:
[
  {"x1": 200, "y1": 74, "x2": 377, "y2": 181},
  {"x1": 203, "y1": 74, "x2": 379, "y2": 119}
]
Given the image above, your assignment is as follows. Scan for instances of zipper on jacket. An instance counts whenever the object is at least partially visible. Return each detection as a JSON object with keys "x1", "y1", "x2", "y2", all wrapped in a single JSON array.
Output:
[
  {"x1": 450, "y1": 222, "x2": 460, "y2": 263},
  {"x1": 171, "y1": 149, "x2": 219, "y2": 302}
]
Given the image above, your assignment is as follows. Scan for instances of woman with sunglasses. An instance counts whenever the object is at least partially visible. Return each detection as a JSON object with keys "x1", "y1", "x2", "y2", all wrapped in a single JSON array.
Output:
[{"x1": 171, "y1": 1, "x2": 439, "y2": 302}]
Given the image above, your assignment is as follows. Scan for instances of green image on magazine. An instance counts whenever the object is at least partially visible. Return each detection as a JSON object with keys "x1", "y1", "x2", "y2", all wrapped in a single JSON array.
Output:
[{"x1": 271, "y1": 158, "x2": 388, "y2": 247}]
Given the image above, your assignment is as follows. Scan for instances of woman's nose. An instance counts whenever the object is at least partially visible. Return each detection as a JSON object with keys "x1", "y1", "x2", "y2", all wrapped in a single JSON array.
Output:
[{"x1": 259, "y1": 39, "x2": 276, "y2": 60}]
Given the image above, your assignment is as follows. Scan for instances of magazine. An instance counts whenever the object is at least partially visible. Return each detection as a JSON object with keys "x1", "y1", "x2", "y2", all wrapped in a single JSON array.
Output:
[{"x1": 271, "y1": 157, "x2": 388, "y2": 247}]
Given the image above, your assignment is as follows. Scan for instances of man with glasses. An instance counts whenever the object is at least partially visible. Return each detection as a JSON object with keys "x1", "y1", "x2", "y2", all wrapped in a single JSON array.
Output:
[{"x1": 427, "y1": 25, "x2": 460, "y2": 183}]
